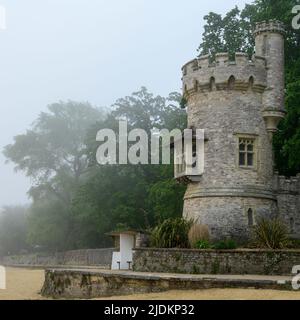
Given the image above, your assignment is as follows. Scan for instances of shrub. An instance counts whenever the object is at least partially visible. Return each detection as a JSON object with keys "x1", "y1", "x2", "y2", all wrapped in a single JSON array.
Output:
[
  {"x1": 195, "y1": 240, "x2": 211, "y2": 249},
  {"x1": 213, "y1": 239, "x2": 237, "y2": 250},
  {"x1": 288, "y1": 239, "x2": 300, "y2": 249},
  {"x1": 188, "y1": 224, "x2": 210, "y2": 248},
  {"x1": 252, "y1": 218, "x2": 290, "y2": 249},
  {"x1": 151, "y1": 218, "x2": 193, "y2": 248}
]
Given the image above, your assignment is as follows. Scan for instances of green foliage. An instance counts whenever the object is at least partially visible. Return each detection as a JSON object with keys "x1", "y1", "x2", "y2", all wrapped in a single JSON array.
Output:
[
  {"x1": 151, "y1": 218, "x2": 193, "y2": 248},
  {"x1": 252, "y1": 218, "x2": 290, "y2": 249},
  {"x1": 0, "y1": 206, "x2": 30, "y2": 255},
  {"x1": 2, "y1": 88, "x2": 187, "y2": 251},
  {"x1": 213, "y1": 240, "x2": 237, "y2": 250},
  {"x1": 288, "y1": 239, "x2": 300, "y2": 249},
  {"x1": 194, "y1": 240, "x2": 211, "y2": 250},
  {"x1": 198, "y1": 6, "x2": 254, "y2": 58}
]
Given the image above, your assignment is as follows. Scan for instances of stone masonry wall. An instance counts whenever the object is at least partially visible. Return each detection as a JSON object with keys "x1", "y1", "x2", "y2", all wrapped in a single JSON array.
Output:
[
  {"x1": 0, "y1": 248, "x2": 114, "y2": 268},
  {"x1": 276, "y1": 174, "x2": 300, "y2": 237},
  {"x1": 133, "y1": 248, "x2": 300, "y2": 275}
]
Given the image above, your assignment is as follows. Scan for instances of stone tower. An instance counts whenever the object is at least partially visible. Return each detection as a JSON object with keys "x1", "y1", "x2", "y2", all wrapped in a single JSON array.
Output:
[{"x1": 180, "y1": 21, "x2": 287, "y2": 242}]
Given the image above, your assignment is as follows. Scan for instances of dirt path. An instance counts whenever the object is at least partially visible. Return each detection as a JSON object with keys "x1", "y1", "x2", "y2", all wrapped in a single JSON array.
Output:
[
  {"x1": 1, "y1": 268, "x2": 300, "y2": 300},
  {"x1": 0, "y1": 267, "x2": 45, "y2": 300}
]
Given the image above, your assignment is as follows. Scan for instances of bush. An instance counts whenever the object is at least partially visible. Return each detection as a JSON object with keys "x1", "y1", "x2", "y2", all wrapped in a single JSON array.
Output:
[
  {"x1": 213, "y1": 239, "x2": 237, "y2": 250},
  {"x1": 194, "y1": 240, "x2": 211, "y2": 249},
  {"x1": 188, "y1": 224, "x2": 210, "y2": 248},
  {"x1": 288, "y1": 239, "x2": 300, "y2": 249},
  {"x1": 252, "y1": 218, "x2": 290, "y2": 249},
  {"x1": 151, "y1": 218, "x2": 193, "y2": 248}
]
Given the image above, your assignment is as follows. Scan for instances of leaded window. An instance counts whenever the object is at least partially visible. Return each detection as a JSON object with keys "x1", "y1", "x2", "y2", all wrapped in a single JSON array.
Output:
[{"x1": 239, "y1": 138, "x2": 255, "y2": 167}]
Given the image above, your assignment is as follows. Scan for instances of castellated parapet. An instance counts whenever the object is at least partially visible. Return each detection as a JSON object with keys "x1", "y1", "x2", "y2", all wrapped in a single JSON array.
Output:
[
  {"x1": 182, "y1": 53, "x2": 267, "y2": 96},
  {"x1": 179, "y1": 21, "x2": 299, "y2": 242}
]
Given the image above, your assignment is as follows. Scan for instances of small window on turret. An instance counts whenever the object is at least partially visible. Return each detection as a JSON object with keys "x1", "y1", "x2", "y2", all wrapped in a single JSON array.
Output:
[
  {"x1": 228, "y1": 76, "x2": 235, "y2": 90},
  {"x1": 239, "y1": 138, "x2": 255, "y2": 168},
  {"x1": 248, "y1": 208, "x2": 254, "y2": 226}
]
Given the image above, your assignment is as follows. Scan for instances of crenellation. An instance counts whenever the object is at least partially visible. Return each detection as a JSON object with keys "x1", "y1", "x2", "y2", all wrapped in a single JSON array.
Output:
[
  {"x1": 215, "y1": 52, "x2": 229, "y2": 66},
  {"x1": 253, "y1": 20, "x2": 286, "y2": 36},
  {"x1": 277, "y1": 175, "x2": 300, "y2": 194},
  {"x1": 235, "y1": 52, "x2": 249, "y2": 66},
  {"x1": 197, "y1": 54, "x2": 210, "y2": 68},
  {"x1": 182, "y1": 52, "x2": 267, "y2": 96}
]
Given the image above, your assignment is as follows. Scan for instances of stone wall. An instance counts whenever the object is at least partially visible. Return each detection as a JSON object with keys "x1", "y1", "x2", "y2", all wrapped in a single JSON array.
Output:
[
  {"x1": 0, "y1": 248, "x2": 114, "y2": 268},
  {"x1": 42, "y1": 269, "x2": 291, "y2": 299},
  {"x1": 276, "y1": 174, "x2": 300, "y2": 237},
  {"x1": 133, "y1": 248, "x2": 300, "y2": 275}
]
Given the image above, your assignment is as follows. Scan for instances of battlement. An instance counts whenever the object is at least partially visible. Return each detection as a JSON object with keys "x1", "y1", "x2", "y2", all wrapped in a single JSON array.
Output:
[
  {"x1": 253, "y1": 20, "x2": 286, "y2": 36},
  {"x1": 182, "y1": 52, "x2": 267, "y2": 95},
  {"x1": 276, "y1": 174, "x2": 300, "y2": 194}
]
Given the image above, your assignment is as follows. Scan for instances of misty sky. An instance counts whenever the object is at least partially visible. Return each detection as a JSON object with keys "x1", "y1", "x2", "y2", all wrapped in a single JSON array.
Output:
[{"x1": 0, "y1": 0, "x2": 250, "y2": 207}]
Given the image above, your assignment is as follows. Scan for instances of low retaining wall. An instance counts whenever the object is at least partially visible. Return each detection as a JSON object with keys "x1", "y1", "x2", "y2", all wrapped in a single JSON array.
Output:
[
  {"x1": 0, "y1": 248, "x2": 114, "y2": 268},
  {"x1": 133, "y1": 248, "x2": 300, "y2": 275},
  {"x1": 41, "y1": 269, "x2": 292, "y2": 299}
]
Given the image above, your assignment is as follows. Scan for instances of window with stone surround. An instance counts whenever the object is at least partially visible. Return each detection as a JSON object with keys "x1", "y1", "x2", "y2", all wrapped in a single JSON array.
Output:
[{"x1": 239, "y1": 138, "x2": 255, "y2": 168}]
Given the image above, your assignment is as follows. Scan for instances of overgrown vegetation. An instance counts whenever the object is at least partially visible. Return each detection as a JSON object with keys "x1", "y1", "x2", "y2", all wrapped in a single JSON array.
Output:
[
  {"x1": 252, "y1": 218, "x2": 290, "y2": 249},
  {"x1": 194, "y1": 240, "x2": 211, "y2": 249},
  {"x1": 188, "y1": 224, "x2": 210, "y2": 248},
  {"x1": 151, "y1": 218, "x2": 193, "y2": 249},
  {"x1": 213, "y1": 240, "x2": 238, "y2": 250}
]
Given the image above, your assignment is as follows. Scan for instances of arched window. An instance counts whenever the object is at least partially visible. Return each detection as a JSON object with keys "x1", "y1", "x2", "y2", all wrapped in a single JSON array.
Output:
[
  {"x1": 228, "y1": 76, "x2": 235, "y2": 90},
  {"x1": 248, "y1": 208, "x2": 254, "y2": 226},
  {"x1": 249, "y1": 76, "x2": 254, "y2": 90},
  {"x1": 210, "y1": 77, "x2": 216, "y2": 91}
]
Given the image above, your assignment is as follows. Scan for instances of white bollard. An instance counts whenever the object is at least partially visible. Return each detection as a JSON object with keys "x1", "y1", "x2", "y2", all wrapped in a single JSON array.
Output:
[{"x1": 0, "y1": 266, "x2": 6, "y2": 290}]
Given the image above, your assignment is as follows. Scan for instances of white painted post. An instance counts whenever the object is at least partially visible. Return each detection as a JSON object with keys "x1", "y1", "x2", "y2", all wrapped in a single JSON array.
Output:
[{"x1": 0, "y1": 266, "x2": 6, "y2": 290}]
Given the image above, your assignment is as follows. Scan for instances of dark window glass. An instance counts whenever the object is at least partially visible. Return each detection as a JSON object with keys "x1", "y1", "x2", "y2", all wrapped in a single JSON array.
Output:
[
  {"x1": 239, "y1": 153, "x2": 245, "y2": 166},
  {"x1": 248, "y1": 209, "x2": 254, "y2": 226},
  {"x1": 248, "y1": 153, "x2": 254, "y2": 166}
]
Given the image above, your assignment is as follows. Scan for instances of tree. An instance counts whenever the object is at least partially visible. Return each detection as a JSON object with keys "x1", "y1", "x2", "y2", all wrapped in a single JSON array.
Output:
[
  {"x1": 3, "y1": 101, "x2": 105, "y2": 251},
  {"x1": 3, "y1": 90, "x2": 187, "y2": 250},
  {"x1": 72, "y1": 87, "x2": 187, "y2": 241},
  {"x1": 0, "y1": 206, "x2": 29, "y2": 256}
]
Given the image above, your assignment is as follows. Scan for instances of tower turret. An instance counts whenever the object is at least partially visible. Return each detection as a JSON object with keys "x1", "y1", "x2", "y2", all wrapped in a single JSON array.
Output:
[
  {"x1": 179, "y1": 21, "x2": 286, "y2": 242},
  {"x1": 254, "y1": 20, "x2": 286, "y2": 137}
]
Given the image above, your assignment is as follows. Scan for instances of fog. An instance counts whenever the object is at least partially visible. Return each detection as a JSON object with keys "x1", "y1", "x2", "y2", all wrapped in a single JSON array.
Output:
[{"x1": 0, "y1": 0, "x2": 249, "y2": 206}]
